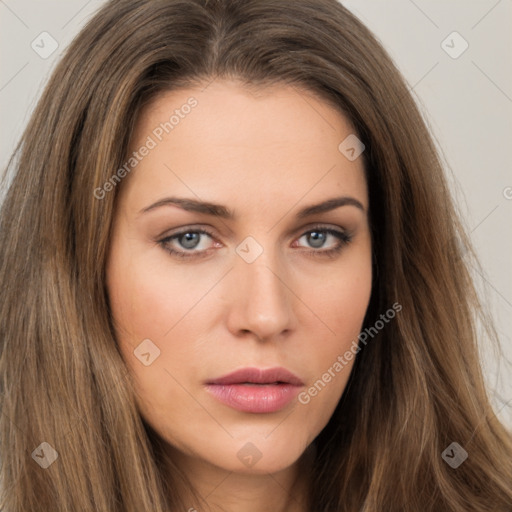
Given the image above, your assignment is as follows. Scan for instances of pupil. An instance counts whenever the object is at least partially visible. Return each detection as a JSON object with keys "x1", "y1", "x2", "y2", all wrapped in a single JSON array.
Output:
[
  {"x1": 308, "y1": 231, "x2": 325, "y2": 248},
  {"x1": 180, "y1": 232, "x2": 200, "y2": 249}
]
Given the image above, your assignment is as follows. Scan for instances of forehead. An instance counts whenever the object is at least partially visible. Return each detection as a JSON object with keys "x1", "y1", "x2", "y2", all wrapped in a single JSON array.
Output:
[{"x1": 120, "y1": 80, "x2": 367, "y2": 213}]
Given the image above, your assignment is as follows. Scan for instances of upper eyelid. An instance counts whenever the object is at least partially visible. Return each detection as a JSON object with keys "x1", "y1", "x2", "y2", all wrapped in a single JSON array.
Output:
[
  {"x1": 160, "y1": 225, "x2": 216, "y2": 240},
  {"x1": 160, "y1": 224, "x2": 349, "y2": 250},
  {"x1": 161, "y1": 223, "x2": 347, "y2": 240}
]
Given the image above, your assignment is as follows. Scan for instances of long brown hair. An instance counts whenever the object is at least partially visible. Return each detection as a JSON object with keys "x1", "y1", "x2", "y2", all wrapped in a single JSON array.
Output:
[{"x1": 1, "y1": 0, "x2": 511, "y2": 510}]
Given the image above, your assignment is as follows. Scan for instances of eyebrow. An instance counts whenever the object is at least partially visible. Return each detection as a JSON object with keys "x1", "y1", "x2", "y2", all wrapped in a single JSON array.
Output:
[
  {"x1": 138, "y1": 195, "x2": 365, "y2": 218},
  {"x1": 296, "y1": 196, "x2": 365, "y2": 218}
]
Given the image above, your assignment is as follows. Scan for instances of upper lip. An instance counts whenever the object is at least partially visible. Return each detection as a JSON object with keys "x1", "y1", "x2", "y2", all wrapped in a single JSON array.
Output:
[{"x1": 206, "y1": 367, "x2": 304, "y2": 386}]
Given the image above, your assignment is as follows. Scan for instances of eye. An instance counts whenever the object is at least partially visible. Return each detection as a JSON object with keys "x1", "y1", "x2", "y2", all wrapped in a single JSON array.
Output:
[
  {"x1": 158, "y1": 225, "x2": 352, "y2": 260},
  {"x1": 159, "y1": 228, "x2": 218, "y2": 259},
  {"x1": 294, "y1": 227, "x2": 352, "y2": 256}
]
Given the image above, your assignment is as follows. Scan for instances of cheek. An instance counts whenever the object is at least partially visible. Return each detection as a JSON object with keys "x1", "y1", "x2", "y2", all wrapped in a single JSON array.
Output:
[
  {"x1": 298, "y1": 247, "x2": 372, "y2": 344},
  {"x1": 105, "y1": 244, "x2": 227, "y2": 404},
  {"x1": 292, "y1": 251, "x2": 372, "y2": 419},
  {"x1": 106, "y1": 251, "x2": 215, "y2": 438},
  {"x1": 106, "y1": 243, "x2": 223, "y2": 344}
]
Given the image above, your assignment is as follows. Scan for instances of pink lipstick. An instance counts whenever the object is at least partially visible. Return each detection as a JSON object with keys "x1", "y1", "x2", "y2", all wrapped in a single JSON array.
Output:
[{"x1": 204, "y1": 367, "x2": 303, "y2": 414}]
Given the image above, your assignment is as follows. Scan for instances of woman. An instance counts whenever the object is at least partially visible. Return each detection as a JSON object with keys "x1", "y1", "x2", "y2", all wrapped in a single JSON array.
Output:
[{"x1": 0, "y1": 0, "x2": 511, "y2": 510}]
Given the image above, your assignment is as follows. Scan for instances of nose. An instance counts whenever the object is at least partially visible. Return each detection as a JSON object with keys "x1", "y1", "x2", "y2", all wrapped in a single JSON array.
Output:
[{"x1": 225, "y1": 251, "x2": 296, "y2": 341}]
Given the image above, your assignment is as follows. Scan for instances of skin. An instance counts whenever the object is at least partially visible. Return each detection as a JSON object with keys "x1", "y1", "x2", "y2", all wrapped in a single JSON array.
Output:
[{"x1": 105, "y1": 79, "x2": 372, "y2": 512}]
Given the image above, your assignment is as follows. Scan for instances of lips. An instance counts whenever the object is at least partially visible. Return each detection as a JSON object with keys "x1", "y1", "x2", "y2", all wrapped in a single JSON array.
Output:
[
  {"x1": 206, "y1": 367, "x2": 304, "y2": 386},
  {"x1": 204, "y1": 367, "x2": 304, "y2": 413}
]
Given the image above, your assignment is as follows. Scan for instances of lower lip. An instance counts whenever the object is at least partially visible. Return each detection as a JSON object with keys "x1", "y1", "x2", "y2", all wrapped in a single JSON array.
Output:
[{"x1": 204, "y1": 383, "x2": 301, "y2": 413}]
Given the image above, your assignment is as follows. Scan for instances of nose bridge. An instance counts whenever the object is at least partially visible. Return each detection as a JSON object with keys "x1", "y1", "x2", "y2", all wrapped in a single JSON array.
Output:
[
  {"x1": 244, "y1": 257, "x2": 285, "y2": 305},
  {"x1": 227, "y1": 243, "x2": 294, "y2": 339}
]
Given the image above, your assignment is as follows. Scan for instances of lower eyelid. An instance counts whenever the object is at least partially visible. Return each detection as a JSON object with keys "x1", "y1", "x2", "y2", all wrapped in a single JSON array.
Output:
[
  {"x1": 156, "y1": 229, "x2": 215, "y2": 255},
  {"x1": 295, "y1": 229, "x2": 351, "y2": 245},
  {"x1": 158, "y1": 227, "x2": 352, "y2": 258}
]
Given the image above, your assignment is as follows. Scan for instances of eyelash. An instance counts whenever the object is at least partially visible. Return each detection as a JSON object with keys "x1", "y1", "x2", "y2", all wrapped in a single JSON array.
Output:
[
  {"x1": 158, "y1": 225, "x2": 353, "y2": 260},
  {"x1": 302, "y1": 228, "x2": 353, "y2": 259}
]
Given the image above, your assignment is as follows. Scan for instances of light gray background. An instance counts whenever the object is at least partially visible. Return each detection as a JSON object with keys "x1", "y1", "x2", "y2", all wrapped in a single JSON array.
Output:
[{"x1": 1, "y1": 0, "x2": 511, "y2": 428}]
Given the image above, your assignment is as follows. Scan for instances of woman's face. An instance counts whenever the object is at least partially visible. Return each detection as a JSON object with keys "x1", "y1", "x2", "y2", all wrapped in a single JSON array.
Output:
[{"x1": 106, "y1": 80, "x2": 372, "y2": 476}]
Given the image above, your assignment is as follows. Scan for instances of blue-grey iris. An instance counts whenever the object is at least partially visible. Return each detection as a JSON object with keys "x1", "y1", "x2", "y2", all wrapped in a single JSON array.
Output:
[
  {"x1": 308, "y1": 231, "x2": 326, "y2": 248},
  {"x1": 180, "y1": 232, "x2": 201, "y2": 249}
]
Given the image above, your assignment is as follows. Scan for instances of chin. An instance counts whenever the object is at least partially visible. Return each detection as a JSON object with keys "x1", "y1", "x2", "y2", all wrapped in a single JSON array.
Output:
[{"x1": 197, "y1": 430, "x2": 314, "y2": 475}]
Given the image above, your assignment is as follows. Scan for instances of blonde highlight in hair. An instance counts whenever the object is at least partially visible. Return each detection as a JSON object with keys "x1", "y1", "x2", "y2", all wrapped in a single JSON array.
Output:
[{"x1": 1, "y1": 0, "x2": 511, "y2": 510}]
